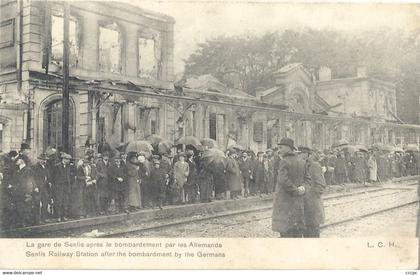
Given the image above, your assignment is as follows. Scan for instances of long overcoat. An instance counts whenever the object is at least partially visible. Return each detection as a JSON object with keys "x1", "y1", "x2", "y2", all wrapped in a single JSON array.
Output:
[
  {"x1": 367, "y1": 156, "x2": 377, "y2": 181},
  {"x1": 272, "y1": 152, "x2": 310, "y2": 233},
  {"x1": 126, "y1": 162, "x2": 141, "y2": 208},
  {"x1": 71, "y1": 165, "x2": 87, "y2": 217},
  {"x1": 353, "y1": 155, "x2": 367, "y2": 183},
  {"x1": 108, "y1": 162, "x2": 127, "y2": 194},
  {"x1": 225, "y1": 157, "x2": 242, "y2": 192},
  {"x1": 303, "y1": 160, "x2": 326, "y2": 226},
  {"x1": 96, "y1": 160, "x2": 109, "y2": 199}
]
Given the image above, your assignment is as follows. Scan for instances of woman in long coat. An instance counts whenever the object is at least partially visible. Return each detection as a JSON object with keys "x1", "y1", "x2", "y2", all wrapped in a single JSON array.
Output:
[
  {"x1": 126, "y1": 152, "x2": 142, "y2": 210},
  {"x1": 367, "y1": 153, "x2": 377, "y2": 183},
  {"x1": 303, "y1": 151, "x2": 326, "y2": 238},
  {"x1": 71, "y1": 159, "x2": 87, "y2": 218},
  {"x1": 272, "y1": 139, "x2": 310, "y2": 238},
  {"x1": 225, "y1": 152, "x2": 242, "y2": 199},
  {"x1": 353, "y1": 151, "x2": 367, "y2": 184},
  {"x1": 173, "y1": 153, "x2": 189, "y2": 203}
]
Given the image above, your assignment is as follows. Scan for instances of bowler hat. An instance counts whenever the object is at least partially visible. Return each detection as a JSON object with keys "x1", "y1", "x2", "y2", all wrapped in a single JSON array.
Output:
[
  {"x1": 278, "y1": 137, "x2": 297, "y2": 150},
  {"x1": 37, "y1": 153, "x2": 49, "y2": 160},
  {"x1": 61, "y1": 153, "x2": 72, "y2": 160},
  {"x1": 298, "y1": 146, "x2": 311, "y2": 153},
  {"x1": 127, "y1": 151, "x2": 138, "y2": 160},
  {"x1": 113, "y1": 152, "x2": 122, "y2": 160},
  {"x1": 20, "y1": 142, "x2": 30, "y2": 150}
]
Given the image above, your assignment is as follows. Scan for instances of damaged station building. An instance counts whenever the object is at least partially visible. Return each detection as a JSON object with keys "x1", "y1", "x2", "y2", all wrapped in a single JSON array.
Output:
[{"x1": 1, "y1": 0, "x2": 420, "y2": 158}]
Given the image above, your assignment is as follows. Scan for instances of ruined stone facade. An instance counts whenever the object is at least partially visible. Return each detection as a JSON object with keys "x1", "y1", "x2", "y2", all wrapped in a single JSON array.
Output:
[{"x1": 0, "y1": 0, "x2": 419, "y2": 158}]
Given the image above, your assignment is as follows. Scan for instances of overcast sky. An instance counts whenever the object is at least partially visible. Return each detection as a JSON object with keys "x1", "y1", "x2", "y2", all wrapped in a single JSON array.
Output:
[{"x1": 126, "y1": 0, "x2": 420, "y2": 74}]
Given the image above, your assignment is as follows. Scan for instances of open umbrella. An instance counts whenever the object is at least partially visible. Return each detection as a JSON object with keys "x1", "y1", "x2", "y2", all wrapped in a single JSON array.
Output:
[
  {"x1": 354, "y1": 144, "x2": 368, "y2": 152},
  {"x1": 201, "y1": 148, "x2": 227, "y2": 170},
  {"x1": 341, "y1": 145, "x2": 356, "y2": 154},
  {"x1": 332, "y1": 139, "x2": 349, "y2": 148},
  {"x1": 146, "y1": 134, "x2": 165, "y2": 146},
  {"x1": 157, "y1": 140, "x2": 173, "y2": 154},
  {"x1": 394, "y1": 146, "x2": 404, "y2": 153},
  {"x1": 228, "y1": 144, "x2": 245, "y2": 151},
  {"x1": 201, "y1": 138, "x2": 219, "y2": 149},
  {"x1": 405, "y1": 144, "x2": 419, "y2": 152},
  {"x1": 125, "y1": 140, "x2": 153, "y2": 157},
  {"x1": 382, "y1": 144, "x2": 396, "y2": 152},
  {"x1": 177, "y1": 136, "x2": 201, "y2": 146}
]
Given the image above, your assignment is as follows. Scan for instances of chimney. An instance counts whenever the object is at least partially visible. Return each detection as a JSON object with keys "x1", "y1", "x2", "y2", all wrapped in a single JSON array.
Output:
[
  {"x1": 357, "y1": 66, "x2": 367, "y2": 78},
  {"x1": 318, "y1": 66, "x2": 331, "y2": 81}
]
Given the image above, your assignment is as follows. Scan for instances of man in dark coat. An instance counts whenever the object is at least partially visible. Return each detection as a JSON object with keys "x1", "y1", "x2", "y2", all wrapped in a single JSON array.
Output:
[
  {"x1": 255, "y1": 151, "x2": 266, "y2": 195},
  {"x1": 272, "y1": 138, "x2": 310, "y2": 238},
  {"x1": 32, "y1": 154, "x2": 52, "y2": 223},
  {"x1": 334, "y1": 151, "x2": 348, "y2": 185},
  {"x1": 185, "y1": 150, "x2": 198, "y2": 203},
  {"x1": 239, "y1": 151, "x2": 252, "y2": 197},
  {"x1": 298, "y1": 147, "x2": 326, "y2": 238},
  {"x1": 226, "y1": 150, "x2": 242, "y2": 199},
  {"x1": 14, "y1": 156, "x2": 35, "y2": 227},
  {"x1": 1, "y1": 151, "x2": 18, "y2": 229},
  {"x1": 51, "y1": 153, "x2": 72, "y2": 222},
  {"x1": 149, "y1": 159, "x2": 167, "y2": 209},
  {"x1": 108, "y1": 154, "x2": 127, "y2": 213},
  {"x1": 96, "y1": 153, "x2": 110, "y2": 214}
]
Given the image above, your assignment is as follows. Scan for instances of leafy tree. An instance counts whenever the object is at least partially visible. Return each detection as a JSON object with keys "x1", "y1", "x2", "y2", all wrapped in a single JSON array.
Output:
[{"x1": 183, "y1": 28, "x2": 420, "y2": 103}]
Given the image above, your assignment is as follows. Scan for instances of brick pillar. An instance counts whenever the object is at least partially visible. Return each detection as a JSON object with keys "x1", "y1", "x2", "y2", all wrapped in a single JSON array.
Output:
[
  {"x1": 81, "y1": 15, "x2": 98, "y2": 70},
  {"x1": 124, "y1": 24, "x2": 138, "y2": 77}
]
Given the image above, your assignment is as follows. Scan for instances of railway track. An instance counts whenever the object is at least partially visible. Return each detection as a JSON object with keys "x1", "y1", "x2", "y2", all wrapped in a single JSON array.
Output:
[
  {"x1": 3, "y1": 178, "x2": 418, "y2": 238},
  {"x1": 100, "y1": 186, "x2": 418, "y2": 238}
]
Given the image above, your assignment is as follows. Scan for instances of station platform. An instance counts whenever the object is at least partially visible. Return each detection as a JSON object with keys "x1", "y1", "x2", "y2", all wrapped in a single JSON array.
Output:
[{"x1": 2, "y1": 175, "x2": 417, "y2": 237}]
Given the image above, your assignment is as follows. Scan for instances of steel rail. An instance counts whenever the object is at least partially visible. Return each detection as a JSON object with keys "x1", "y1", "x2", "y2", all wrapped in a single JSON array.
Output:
[{"x1": 100, "y1": 188, "x2": 417, "y2": 238}]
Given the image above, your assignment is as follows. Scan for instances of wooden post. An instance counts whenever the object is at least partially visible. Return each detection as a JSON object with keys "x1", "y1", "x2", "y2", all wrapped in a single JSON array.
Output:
[{"x1": 62, "y1": 2, "x2": 70, "y2": 153}]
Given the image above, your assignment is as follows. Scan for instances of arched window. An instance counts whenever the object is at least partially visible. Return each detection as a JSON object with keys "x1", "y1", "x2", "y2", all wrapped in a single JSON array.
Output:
[{"x1": 43, "y1": 99, "x2": 74, "y2": 153}]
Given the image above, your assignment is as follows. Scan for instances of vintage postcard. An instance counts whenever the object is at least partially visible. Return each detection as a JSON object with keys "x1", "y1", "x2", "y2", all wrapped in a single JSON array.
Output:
[{"x1": 0, "y1": 0, "x2": 419, "y2": 270}]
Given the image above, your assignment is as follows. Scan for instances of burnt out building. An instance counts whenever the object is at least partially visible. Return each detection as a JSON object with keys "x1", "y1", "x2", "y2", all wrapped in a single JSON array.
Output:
[{"x1": 0, "y1": 0, "x2": 420, "y2": 157}]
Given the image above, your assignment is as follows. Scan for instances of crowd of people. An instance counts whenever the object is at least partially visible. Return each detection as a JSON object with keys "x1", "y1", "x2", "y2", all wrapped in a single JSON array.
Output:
[
  {"x1": 320, "y1": 147, "x2": 419, "y2": 185},
  {"x1": 0, "y1": 139, "x2": 417, "y2": 233}
]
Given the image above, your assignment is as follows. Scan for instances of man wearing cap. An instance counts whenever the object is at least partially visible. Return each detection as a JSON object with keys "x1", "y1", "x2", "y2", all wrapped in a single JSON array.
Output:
[
  {"x1": 149, "y1": 159, "x2": 167, "y2": 209},
  {"x1": 96, "y1": 153, "x2": 110, "y2": 214},
  {"x1": 19, "y1": 142, "x2": 32, "y2": 166},
  {"x1": 32, "y1": 153, "x2": 52, "y2": 223},
  {"x1": 298, "y1": 146, "x2": 326, "y2": 238},
  {"x1": 272, "y1": 137, "x2": 310, "y2": 238},
  {"x1": 108, "y1": 153, "x2": 127, "y2": 213},
  {"x1": 51, "y1": 152, "x2": 72, "y2": 222},
  {"x1": 255, "y1": 151, "x2": 266, "y2": 195},
  {"x1": 173, "y1": 152, "x2": 189, "y2": 203},
  {"x1": 238, "y1": 151, "x2": 252, "y2": 197},
  {"x1": 13, "y1": 156, "x2": 35, "y2": 227}
]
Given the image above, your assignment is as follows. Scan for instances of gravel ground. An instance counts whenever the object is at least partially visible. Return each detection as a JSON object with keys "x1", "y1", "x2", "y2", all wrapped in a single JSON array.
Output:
[
  {"x1": 123, "y1": 187, "x2": 418, "y2": 238},
  {"x1": 322, "y1": 203, "x2": 418, "y2": 237}
]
